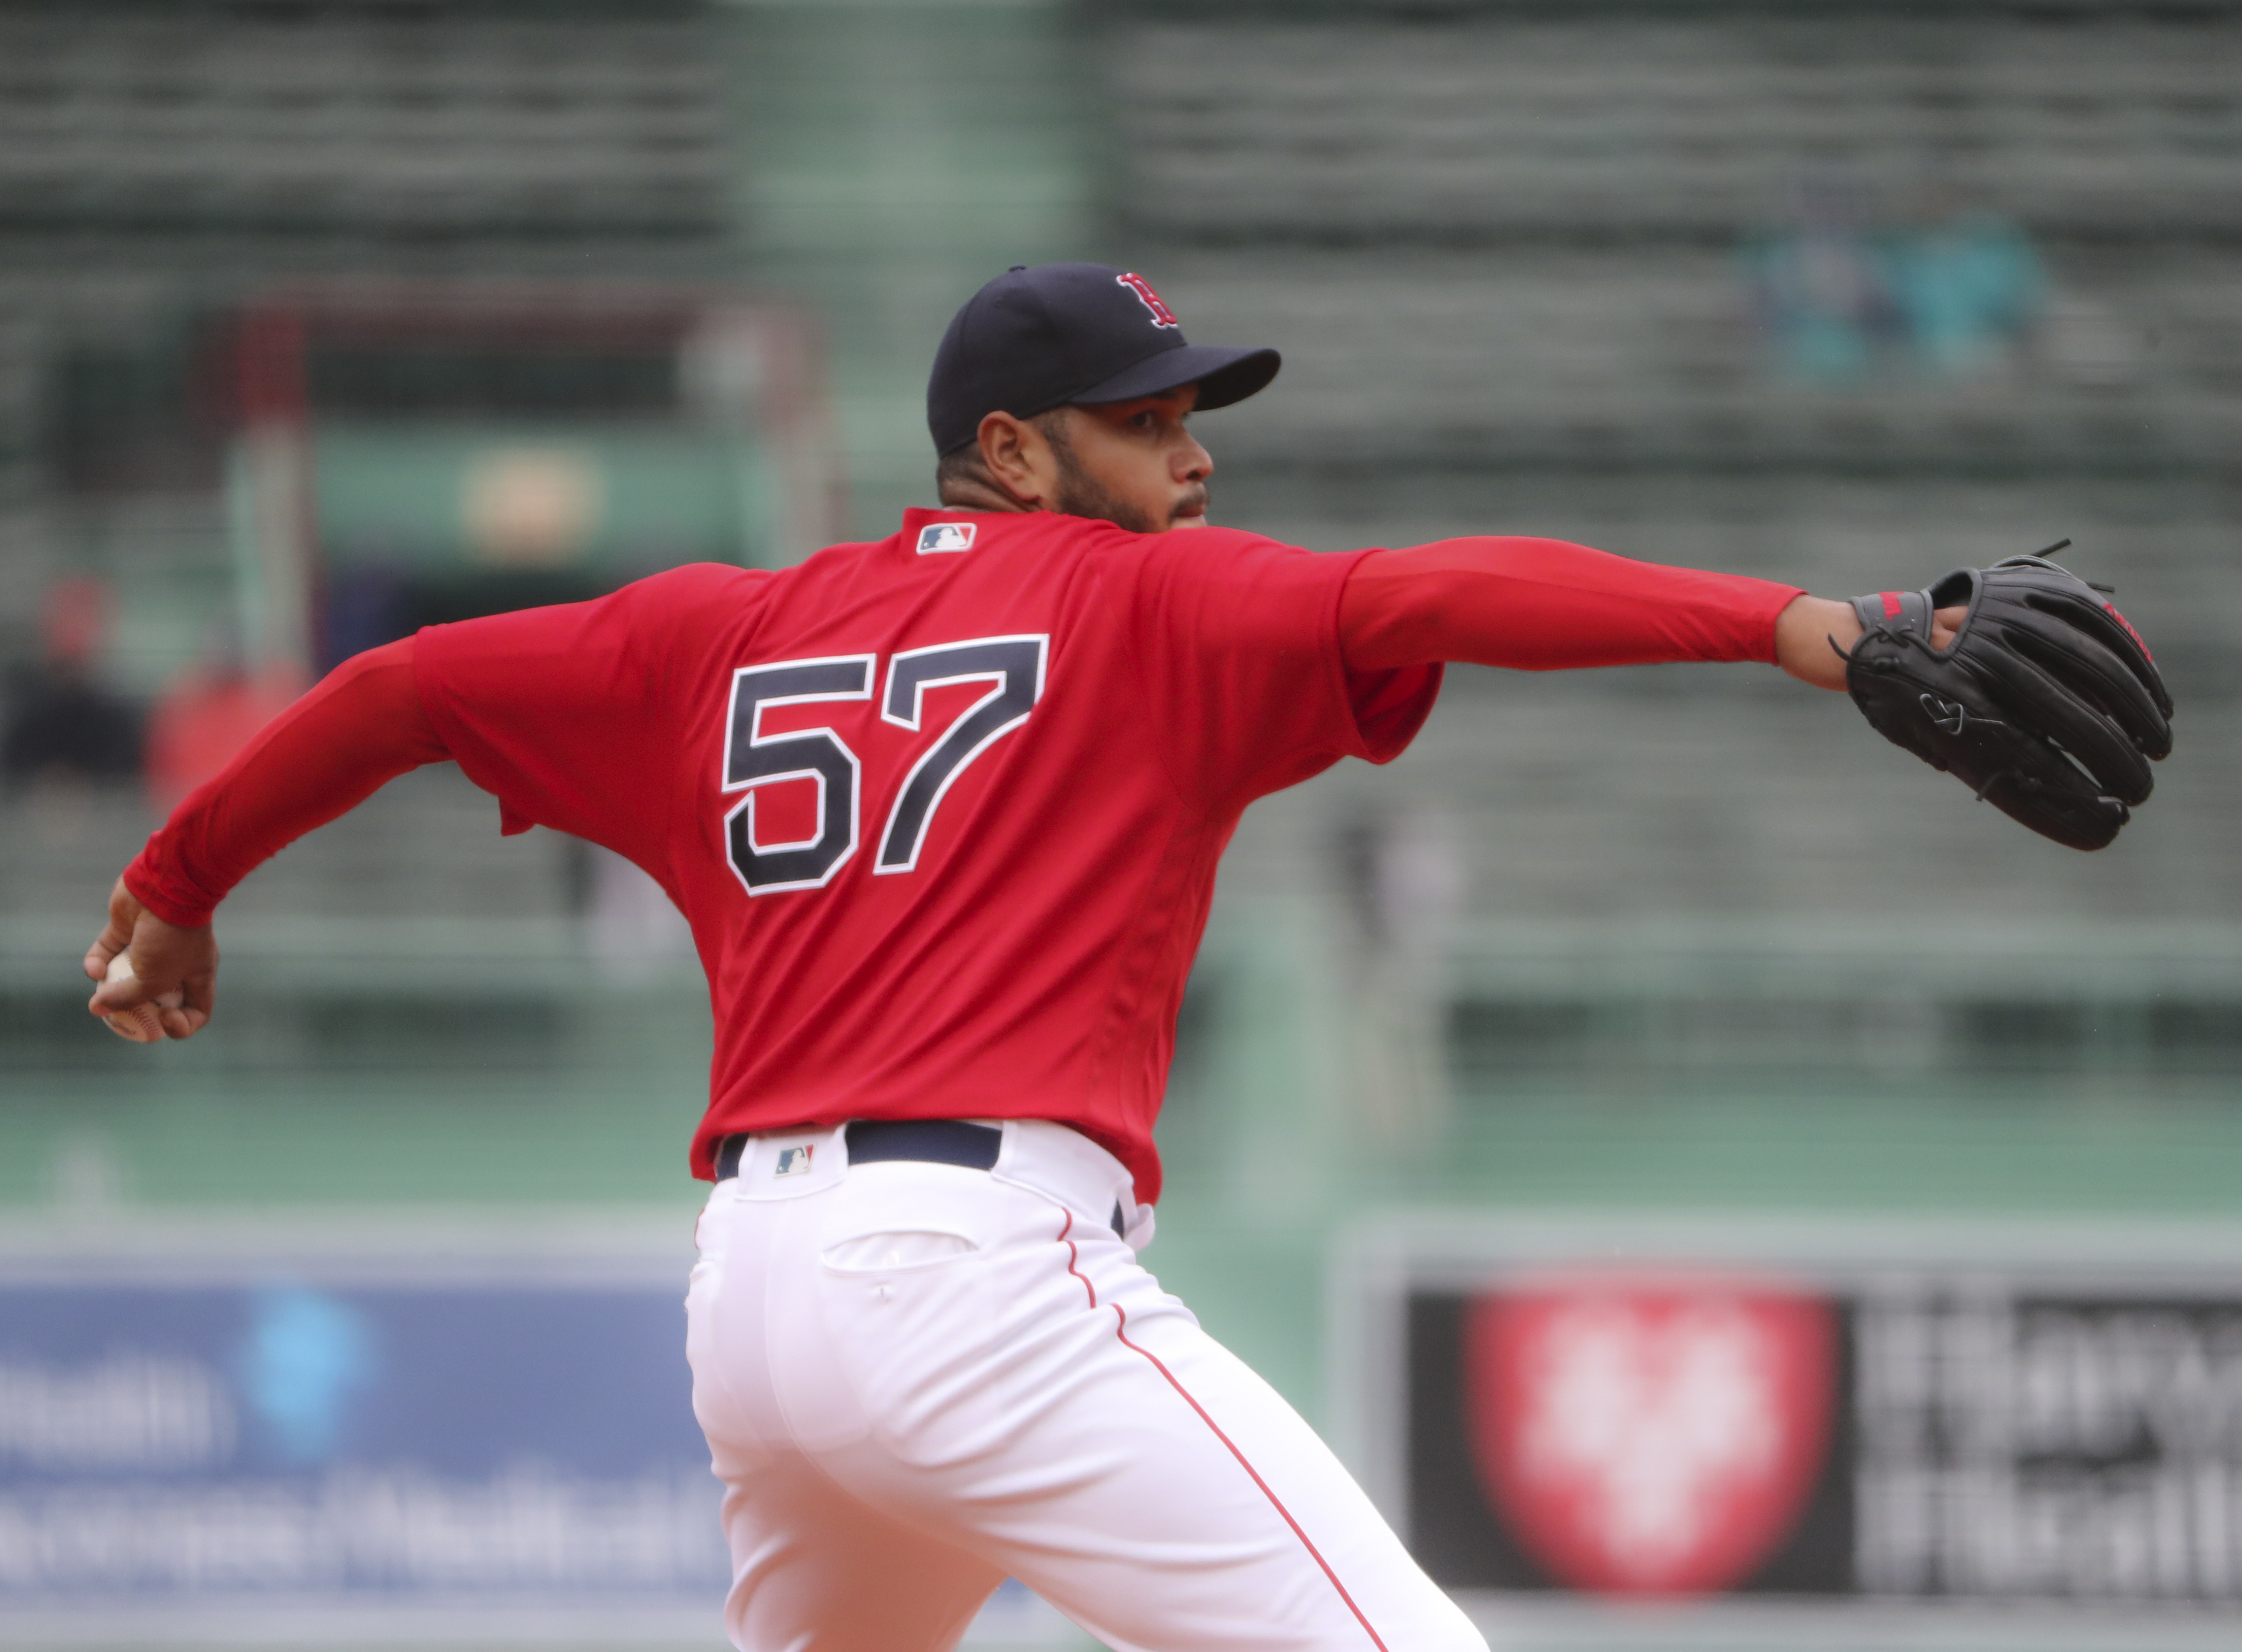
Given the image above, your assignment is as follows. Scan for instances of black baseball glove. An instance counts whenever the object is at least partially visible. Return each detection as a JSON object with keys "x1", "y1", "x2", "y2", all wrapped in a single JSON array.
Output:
[{"x1": 1840, "y1": 543, "x2": 2173, "y2": 851}]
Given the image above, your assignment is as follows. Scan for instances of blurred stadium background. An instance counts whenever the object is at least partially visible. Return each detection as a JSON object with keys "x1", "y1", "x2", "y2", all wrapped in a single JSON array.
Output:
[{"x1": 2, "y1": 1, "x2": 2240, "y2": 1648}]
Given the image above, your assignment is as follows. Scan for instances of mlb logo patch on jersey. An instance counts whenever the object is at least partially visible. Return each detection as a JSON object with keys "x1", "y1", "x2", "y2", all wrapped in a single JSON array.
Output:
[
  {"x1": 917, "y1": 522, "x2": 977, "y2": 555},
  {"x1": 775, "y1": 1144, "x2": 815, "y2": 1177}
]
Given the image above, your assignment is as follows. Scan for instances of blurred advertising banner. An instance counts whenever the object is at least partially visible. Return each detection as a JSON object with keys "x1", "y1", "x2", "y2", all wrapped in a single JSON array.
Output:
[
  {"x1": 0, "y1": 1219, "x2": 729, "y2": 1643},
  {"x1": 1337, "y1": 1217, "x2": 2242, "y2": 1649}
]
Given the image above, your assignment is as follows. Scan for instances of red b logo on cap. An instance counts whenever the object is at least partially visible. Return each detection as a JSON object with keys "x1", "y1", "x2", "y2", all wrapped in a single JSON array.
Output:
[{"x1": 1116, "y1": 272, "x2": 1180, "y2": 330}]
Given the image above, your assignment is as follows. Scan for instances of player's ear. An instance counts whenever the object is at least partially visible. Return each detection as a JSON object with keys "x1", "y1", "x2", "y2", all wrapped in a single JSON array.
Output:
[{"x1": 977, "y1": 412, "x2": 1046, "y2": 508}]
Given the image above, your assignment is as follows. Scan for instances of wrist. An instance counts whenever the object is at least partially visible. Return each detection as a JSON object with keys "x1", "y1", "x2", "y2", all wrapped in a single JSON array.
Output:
[
  {"x1": 123, "y1": 848, "x2": 220, "y2": 931},
  {"x1": 1775, "y1": 595, "x2": 1863, "y2": 691}
]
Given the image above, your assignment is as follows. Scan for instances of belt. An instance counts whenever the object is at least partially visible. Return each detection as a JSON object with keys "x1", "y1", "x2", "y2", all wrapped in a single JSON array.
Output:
[{"x1": 715, "y1": 1119, "x2": 1001, "y2": 1182}]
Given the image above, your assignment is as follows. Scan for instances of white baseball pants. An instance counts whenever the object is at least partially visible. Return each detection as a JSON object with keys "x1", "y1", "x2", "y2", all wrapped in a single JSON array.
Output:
[{"x1": 685, "y1": 1118, "x2": 1486, "y2": 1652}]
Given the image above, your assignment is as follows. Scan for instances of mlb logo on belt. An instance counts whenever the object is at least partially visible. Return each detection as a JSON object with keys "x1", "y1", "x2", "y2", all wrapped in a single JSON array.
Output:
[
  {"x1": 774, "y1": 1144, "x2": 815, "y2": 1177},
  {"x1": 917, "y1": 522, "x2": 976, "y2": 555}
]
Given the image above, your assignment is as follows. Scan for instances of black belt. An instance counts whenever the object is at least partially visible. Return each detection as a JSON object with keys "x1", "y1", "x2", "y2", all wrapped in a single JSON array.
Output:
[
  {"x1": 715, "y1": 1119, "x2": 1001, "y2": 1181},
  {"x1": 716, "y1": 1119, "x2": 1126, "y2": 1234}
]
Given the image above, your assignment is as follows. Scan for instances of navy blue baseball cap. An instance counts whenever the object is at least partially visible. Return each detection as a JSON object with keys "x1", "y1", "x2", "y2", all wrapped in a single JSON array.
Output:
[{"x1": 927, "y1": 263, "x2": 1281, "y2": 456}]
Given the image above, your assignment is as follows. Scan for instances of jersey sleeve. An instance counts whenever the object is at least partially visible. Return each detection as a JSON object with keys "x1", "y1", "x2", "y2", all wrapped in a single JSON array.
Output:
[
  {"x1": 125, "y1": 639, "x2": 446, "y2": 928},
  {"x1": 1123, "y1": 531, "x2": 1441, "y2": 808},
  {"x1": 413, "y1": 562, "x2": 764, "y2": 880},
  {"x1": 1337, "y1": 537, "x2": 1804, "y2": 672}
]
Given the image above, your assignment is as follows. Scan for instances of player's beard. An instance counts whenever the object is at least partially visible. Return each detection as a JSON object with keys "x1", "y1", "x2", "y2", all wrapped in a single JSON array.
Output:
[{"x1": 1045, "y1": 421, "x2": 1207, "y2": 533}]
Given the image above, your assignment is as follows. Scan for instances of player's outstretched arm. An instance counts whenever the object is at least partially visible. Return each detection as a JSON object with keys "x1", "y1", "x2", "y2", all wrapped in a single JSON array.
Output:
[
  {"x1": 1338, "y1": 538, "x2": 1962, "y2": 681},
  {"x1": 85, "y1": 638, "x2": 449, "y2": 1040},
  {"x1": 1339, "y1": 537, "x2": 2186, "y2": 850}
]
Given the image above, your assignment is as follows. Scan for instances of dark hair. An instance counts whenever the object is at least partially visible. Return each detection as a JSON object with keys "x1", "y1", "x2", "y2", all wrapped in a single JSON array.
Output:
[
  {"x1": 934, "y1": 408, "x2": 1072, "y2": 506},
  {"x1": 934, "y1": 444, "x2": 992, "y2": 504}
]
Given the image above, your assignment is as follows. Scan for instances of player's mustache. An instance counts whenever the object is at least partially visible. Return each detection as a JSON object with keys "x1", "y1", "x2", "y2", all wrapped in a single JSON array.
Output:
[{"x1": 1172, "y1": 486, "x2": 1209, "y2": 521}]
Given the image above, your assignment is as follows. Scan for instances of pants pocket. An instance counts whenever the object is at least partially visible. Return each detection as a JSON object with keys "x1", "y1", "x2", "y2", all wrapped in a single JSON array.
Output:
[{"x1": 820, "y1": 1230, "x2": 979, "y2": 1273}]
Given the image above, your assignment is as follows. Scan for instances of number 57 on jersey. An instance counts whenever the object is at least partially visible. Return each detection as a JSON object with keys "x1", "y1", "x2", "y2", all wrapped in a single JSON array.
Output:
[{"x1": 722, "y1": 635, "x2": 1048, "y2": 896}]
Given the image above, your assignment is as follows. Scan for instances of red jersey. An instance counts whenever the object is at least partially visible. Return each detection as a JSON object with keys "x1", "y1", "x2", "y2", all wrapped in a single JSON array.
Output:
[{"x1": 414, "y1": 510, "x2": 1441, "y2": 1201}]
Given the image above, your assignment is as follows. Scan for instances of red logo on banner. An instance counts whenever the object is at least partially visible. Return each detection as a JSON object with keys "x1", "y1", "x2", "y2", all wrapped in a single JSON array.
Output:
[{"x1": 1465, "y1": 1277, "x2": 1834, "y2": 1597}]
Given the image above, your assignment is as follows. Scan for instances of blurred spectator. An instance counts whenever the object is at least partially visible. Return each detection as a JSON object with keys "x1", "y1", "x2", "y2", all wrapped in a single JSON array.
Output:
[
  {"x1": 144, "y1": 628, "x2": 305, "y2": 814},
  {"x1": 1742, "y1": 181, "x2": 1891, "y2": 385},
  {"x1": 323, "y1": 563, "x2": 413, "y2": 671},
  {"x1": 1335, "y1": 806, "x2": 1469, "y2": 1145},
  {"x1": 2, "y1": 577, "x2": 142, "y2": 788},
  {"x1": 1886, "y1": 185, "x2": 2045, "y2": 381}
]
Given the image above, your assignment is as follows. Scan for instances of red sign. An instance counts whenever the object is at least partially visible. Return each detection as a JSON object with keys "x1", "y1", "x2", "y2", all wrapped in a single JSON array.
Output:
[{"x1": 1465, "y1": 1276, "x2": 1835, "y2": 1596}]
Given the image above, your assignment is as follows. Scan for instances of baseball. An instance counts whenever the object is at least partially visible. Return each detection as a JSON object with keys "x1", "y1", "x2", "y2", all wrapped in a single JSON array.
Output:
[{"x1": 101, "y1": 952, "x2": 178, "y2": 1044}]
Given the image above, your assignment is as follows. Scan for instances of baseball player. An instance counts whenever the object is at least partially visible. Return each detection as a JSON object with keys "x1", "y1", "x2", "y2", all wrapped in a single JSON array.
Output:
[{"x1": 86, "y1": 263, "x2": 2169, "y2": 1650}]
